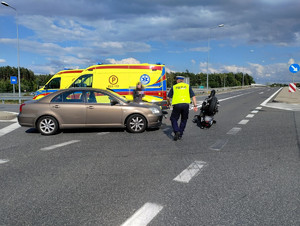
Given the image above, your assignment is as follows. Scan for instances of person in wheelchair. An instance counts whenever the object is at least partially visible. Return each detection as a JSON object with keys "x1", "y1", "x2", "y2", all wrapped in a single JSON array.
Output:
[{"x1": 193, "y1": 89, "x2": 219, "y2": 125}]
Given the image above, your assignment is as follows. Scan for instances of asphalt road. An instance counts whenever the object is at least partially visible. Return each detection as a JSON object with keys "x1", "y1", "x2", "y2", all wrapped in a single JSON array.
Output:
[{"x1": 0, "y1": 87, "x2": 300, "y2": 225}]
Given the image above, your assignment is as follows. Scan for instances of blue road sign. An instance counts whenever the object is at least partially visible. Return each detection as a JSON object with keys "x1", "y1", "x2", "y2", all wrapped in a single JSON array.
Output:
[
  {"x1": 289, "y1": 64, "x2": 300, "y2": 73},
  {"x1": 10, "y1": 76, "x2": 17, "y2": 84}
]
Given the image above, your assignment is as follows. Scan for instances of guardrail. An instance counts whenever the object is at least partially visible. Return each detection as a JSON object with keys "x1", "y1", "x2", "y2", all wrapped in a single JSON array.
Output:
[
  {"x1": 167, "y1": 85, "x2": 252, "y2": 96},
  {"x1": 0, "y1": 85, "x2": 252, "y2": 104},
  {"x1": 0, "y1": 94, "x2": 33, "y2": 104}
]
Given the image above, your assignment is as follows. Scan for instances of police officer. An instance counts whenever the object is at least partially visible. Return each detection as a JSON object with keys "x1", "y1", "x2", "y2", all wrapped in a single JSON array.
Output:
[{"x1": 167, "y1": 76, "x2": 197, "y2": 141}]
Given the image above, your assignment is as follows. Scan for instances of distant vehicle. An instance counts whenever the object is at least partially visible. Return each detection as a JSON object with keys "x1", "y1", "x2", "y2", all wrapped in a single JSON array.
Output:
[
  {"x1": 33, "y1": 69, "x2": 84, "y2": 100},
  {"x1": 69, "y1": 63, "x2": 168, "y2": 109},
  {"x1": 18, "y1": 88, "x2": 163, "y2": 135}
]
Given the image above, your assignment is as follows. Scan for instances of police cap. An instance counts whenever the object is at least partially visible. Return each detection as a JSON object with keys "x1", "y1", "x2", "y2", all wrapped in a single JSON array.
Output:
[{"x1": 176, "y1": 76, "x2": 185, "y2": 80}]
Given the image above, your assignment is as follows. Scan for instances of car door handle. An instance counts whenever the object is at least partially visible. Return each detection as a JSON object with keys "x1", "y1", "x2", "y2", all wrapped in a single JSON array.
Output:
[
  {"x1": 53, "y1": 105, "x2": 60, "y2": 108},
  {"x1": 88, "y1": 106, "x2": 94, "y2": 109}
]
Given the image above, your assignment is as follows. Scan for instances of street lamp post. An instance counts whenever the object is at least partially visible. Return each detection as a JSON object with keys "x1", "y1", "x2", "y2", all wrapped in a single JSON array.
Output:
[
  {"x1": 1, "y1": 1, "x2": 21, "y2": 103},
  {"x1": 206, "y1": 24, "x2": 224, "y2": 92}
]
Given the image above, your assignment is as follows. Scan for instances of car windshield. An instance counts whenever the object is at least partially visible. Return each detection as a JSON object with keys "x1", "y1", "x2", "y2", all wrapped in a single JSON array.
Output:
[{"x1": 106, "y1": 89, "x2": 129, "y2": 103}]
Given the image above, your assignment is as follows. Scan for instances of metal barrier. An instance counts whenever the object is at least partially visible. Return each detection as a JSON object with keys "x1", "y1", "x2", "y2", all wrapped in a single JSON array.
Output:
[{"x1": 0, "y1": 95, "x2": 33, "y2": 104}]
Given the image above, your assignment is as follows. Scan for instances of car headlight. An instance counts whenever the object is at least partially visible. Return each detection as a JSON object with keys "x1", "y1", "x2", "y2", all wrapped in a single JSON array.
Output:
[{"x1": 149, "y1": 107, "x2": 160, "y2": 114}]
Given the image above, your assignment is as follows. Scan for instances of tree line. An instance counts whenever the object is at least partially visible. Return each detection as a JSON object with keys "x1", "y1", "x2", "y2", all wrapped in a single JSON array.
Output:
[
  {"x1": 0, "y1": 66, "x2": 256, "y2": 93},
  {"x1": 0, "y1": 66, "x2": 52, "y2": 92},
  {"x1": 166, "y1": 70, "x2": 255, "y2": 88}
]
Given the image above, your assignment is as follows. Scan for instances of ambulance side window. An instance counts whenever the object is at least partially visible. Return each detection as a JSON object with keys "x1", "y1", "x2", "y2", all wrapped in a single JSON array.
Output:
[
  {"x1": 45, "y1": 77, "x2": 61, "y2": 89},
  {"x1": 71, "y1": 74, "x2": 93, "y2": 88}
]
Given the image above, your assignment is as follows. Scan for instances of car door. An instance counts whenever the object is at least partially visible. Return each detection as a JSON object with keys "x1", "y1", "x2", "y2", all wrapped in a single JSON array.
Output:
[
  {"x1": 50, "y1": 90, "x2": 86, "y2": 127},
  {"x1": 85, "y1": 90, "x2": 122, "y2": 126}
]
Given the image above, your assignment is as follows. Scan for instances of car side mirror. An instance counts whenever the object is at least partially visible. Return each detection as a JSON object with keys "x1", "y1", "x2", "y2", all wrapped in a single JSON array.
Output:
[{"x1": 111, "y1": 100, "x2": 119, "y2": 105}]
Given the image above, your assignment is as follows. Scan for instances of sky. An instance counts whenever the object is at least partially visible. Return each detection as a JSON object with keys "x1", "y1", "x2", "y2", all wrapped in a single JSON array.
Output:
[{"x1": 1, "y1": 0, "x2": 300, "y2": 84}]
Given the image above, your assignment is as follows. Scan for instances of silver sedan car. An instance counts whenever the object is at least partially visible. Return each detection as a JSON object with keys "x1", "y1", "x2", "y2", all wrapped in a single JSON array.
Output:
[{"x1": 18, "y1": 88, "x2": 163, "y2": 135}]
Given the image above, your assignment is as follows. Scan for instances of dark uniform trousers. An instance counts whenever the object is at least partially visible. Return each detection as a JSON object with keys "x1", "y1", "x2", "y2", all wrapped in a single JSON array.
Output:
[{"x1": 170, "y1": 103, "x2": 189, "y2": 136}]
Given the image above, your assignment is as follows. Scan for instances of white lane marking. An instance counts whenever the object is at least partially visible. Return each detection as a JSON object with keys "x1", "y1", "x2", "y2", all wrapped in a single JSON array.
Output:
[
  {"x1": 0, "y1": 159, "x2": 9, "y2": 164},
  {"x1": 251, "y1": 110, "x2": 259, "y2": 114},
  {"x1": 173, "y1": 161, "x2": 207, "y2": 183},
  {"x1": 246, "y1": 114, "x2": 255, "y2": 118},
  {"x1": 0, "y1": 123, "x2": 21, "y2": 138},
  {"x1": 261, "y1": 88, "x2": 283, "y2": 106},
  {"x1": 256, "y1": 107, "x2": 262, "y2": 110},
  {"x1": 239, "y1": 119, "x2": 249, "y2": 125},
  {"x1": 227, "y1": 127, "x2": 241, "y2": 135},
  {"x1": 40, "y1": 140, "x2": 80, "y2": 151},
  {"x1": 189, "y1": 90, "x2": 256, "y2": 110},
  {"x1": 121, "y1": 202, "x2": 163, "y2": 226},
  {"x1": 259, "y1": 92, "x2": 264, "y2": 94},
  {"x1": 210, "y1": 139, "x2": 228, "y2": 151},
  {"x1": 218, "y1": 91, "x2": 256, "y2": 102},
  {"x1": 97, "y1": 132, "x2": 110, "y2": 135}
]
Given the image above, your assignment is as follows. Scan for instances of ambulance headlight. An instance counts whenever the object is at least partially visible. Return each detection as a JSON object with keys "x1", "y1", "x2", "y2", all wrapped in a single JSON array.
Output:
[{"x1": 149, "y1": 107, "x2": 160, "y2": 114}]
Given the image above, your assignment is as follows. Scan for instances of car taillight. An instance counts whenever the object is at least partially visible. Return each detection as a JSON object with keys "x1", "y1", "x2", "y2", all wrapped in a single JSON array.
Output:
[{"x1": 19, "y1": 103, "x2": 25, "y2": 113}]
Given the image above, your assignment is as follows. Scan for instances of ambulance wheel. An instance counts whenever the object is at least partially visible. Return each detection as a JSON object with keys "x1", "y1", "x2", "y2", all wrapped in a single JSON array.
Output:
[
  {"x1": 37, "y1": 116, "x2": 59, "y2": 135},
  {"x1": 126, "y1": 114, "x2": 147, "y2": 133}
]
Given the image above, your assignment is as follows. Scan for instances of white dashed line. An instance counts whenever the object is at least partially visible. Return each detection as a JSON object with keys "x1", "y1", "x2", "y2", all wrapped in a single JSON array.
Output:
[
  {"x1": 173, "y1": 161, "x2": 207, "y2": 183},
  {"x1": 239, "y1": 119, "x2": 249, "y2": 125},
  {"x1": 246, "y1": 114, "x2": 255, "y2": 118},
  {"x1": 256, "y1": 107, "x2": 262, "y2": 110},
  {"x1": 0, "y1": 123, "x2": 21, "y2": 138},
  {"x1": 40, "y1": 140, "x2": 80, "y2": 151},
  {"x1": 259, "y1": 92, "x2": 264, "y2": 94},
  {"x1": 121, "y1": 202, "x2": 163, "y2": 226},
  {"x1": 251, "y1": 110, "x2": 259, "y2": 114},
  {"x1": 210, "y1": 139, "x2": 228, "y2": 151},
  {"x1": 0, "y1": 159, "x2": 9, "y2": 164},
  {"x1": 227, "y1": 127, "x2": 241, "y2": 135}
]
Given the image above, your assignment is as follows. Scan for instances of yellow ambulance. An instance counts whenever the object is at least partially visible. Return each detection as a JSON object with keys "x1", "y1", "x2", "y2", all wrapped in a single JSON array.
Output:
[
  {"x1": 69, "y1": 63, "x2": 168, "y2": 108},
  {"x1": 33, "y1": 69, "x2": 84, "y2": 100}
]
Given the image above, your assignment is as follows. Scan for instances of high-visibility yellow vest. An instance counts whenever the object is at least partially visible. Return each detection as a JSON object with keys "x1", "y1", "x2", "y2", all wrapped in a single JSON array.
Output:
[{"x1": 172, "y1": 82, "x2": 190, "y2": 105}]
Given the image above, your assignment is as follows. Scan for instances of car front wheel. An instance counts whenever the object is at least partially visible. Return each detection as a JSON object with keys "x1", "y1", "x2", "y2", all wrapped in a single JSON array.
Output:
[
  {"x1": 37, "y1": 116, "x2": 59, "y2": 135},
  {"x1": 126, "y1": 114, "x2": 147, "y2": 133}
]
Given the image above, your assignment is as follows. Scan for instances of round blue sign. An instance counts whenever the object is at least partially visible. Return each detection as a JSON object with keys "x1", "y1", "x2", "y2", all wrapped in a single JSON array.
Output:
[
  {"x1": 140, "y1": 74, "x2": 150, "y2": 85},
  {"x1": 289, "y1": 64, "x2": 300, "y2": 73}
]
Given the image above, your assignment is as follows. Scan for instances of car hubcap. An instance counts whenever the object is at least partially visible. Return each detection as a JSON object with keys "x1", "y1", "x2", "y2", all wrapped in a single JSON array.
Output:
[
  {"x1": 40, "y1": 119, "x2": 55, "y2": 134},
  {"x1": 130, "y1": 116, "x2": 144, "y2": 131}
]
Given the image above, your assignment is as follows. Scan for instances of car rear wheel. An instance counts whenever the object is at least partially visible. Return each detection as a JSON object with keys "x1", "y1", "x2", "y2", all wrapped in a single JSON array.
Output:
[
  {"x1": 126, "y1": 114, "x2": 147, "y2": 133},
  {"x1": 37, "y1": 116, "x2": 59, "y2": 135}
]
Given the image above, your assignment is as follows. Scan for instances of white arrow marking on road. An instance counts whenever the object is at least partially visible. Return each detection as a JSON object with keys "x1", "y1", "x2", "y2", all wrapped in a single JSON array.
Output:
[
  {"x1": 121, "y1": 202, "x2": 163, "y2": 226},
  {"x1": 40, "y1": 140, "x2": 80, "y2": 151},
  {"x1": 173, "y1": 161, "x2": 207, "y2": 183},
  {"x1": 0, "y1": 123, "x2": 21, "y2": 138}
]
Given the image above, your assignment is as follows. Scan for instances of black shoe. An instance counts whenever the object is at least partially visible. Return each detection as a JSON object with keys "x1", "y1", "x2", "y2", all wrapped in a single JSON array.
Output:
[
  {"x1": 213, "y1": 120, "x2": 216, "y2": 124},
  {"x1": 178, "y1": 135, "x2": 182, "y2": 140},
  {"x1": 173, "y1": 132, "x2": 180, "y2": 141}
]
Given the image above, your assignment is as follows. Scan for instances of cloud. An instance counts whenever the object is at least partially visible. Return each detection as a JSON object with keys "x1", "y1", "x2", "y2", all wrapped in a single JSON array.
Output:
[
  {"x1": 0, "y1": 59, "x2": 6, "y2": 63},
  {"x1": 189, "y1": 47, "x2": 209, "y2": 52}
]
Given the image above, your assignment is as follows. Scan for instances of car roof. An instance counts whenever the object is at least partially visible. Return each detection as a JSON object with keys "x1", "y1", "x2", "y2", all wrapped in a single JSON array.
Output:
[{"x1": 37, "y1": 88, "x2": 113, "y2": 102}]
